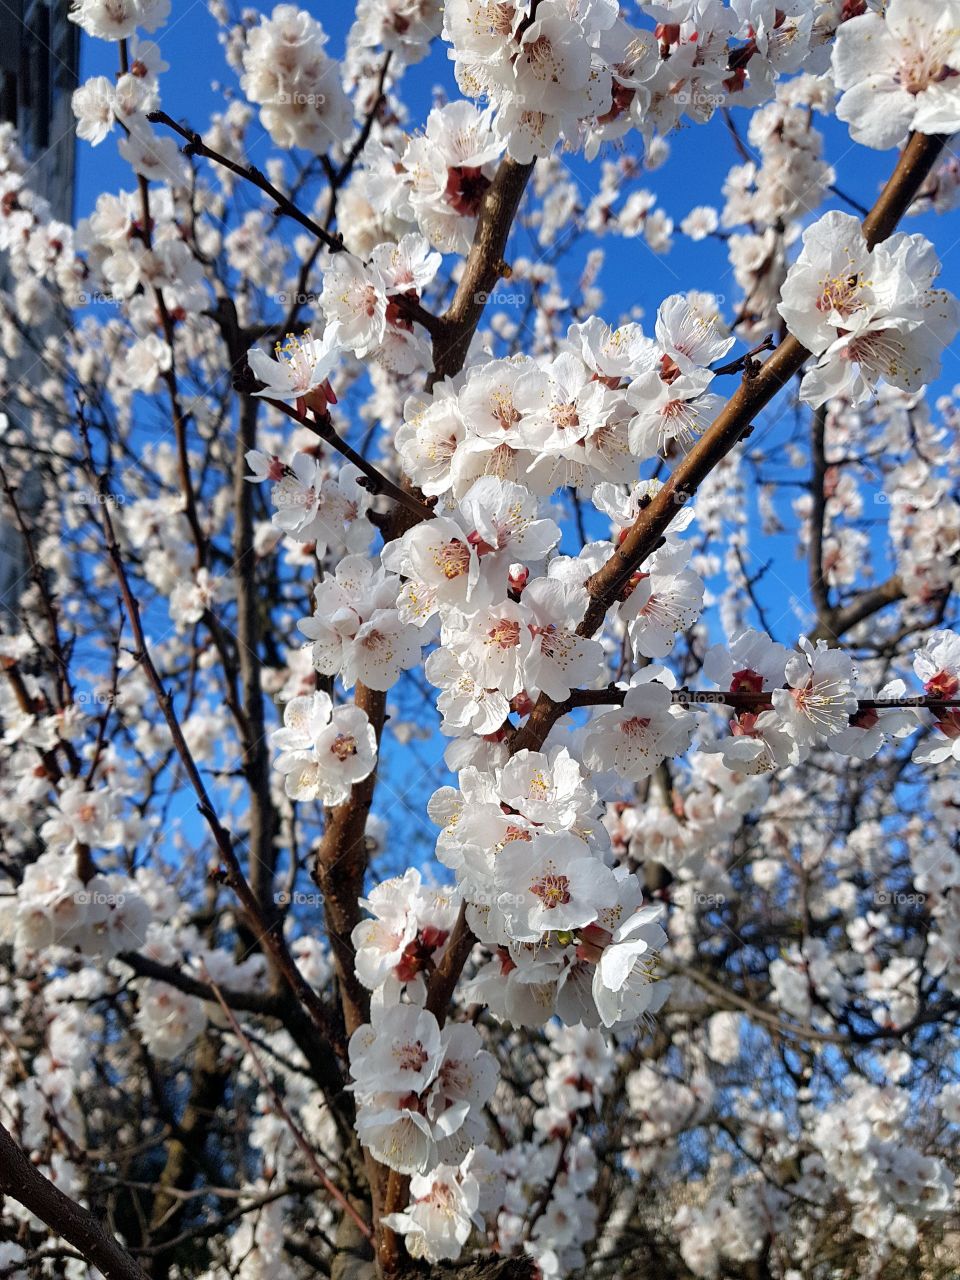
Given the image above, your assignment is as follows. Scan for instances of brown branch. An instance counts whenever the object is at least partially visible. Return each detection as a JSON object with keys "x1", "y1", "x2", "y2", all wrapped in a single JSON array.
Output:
[
  {"x1": 78, "y1": 414, "x2": 342, "y2": 1071},
  {"x1": 116, "y1": 950, "x2": 284, "y2": 1016},
  {"x1": 428, "y1": 157, "x2": 535, "y2": 387},
  {"x1": 148, "y1": 110, "x2": 345, "y2": 253},
  {"x1": 264, "y1": 399, "x2": 435, "y2": 522},
  {"x1": 1, "y1": 662, "x2": 66, "y2": 783},
  {"x1": 583, "y1": 688, "x2": 959, "y2": 711},
  {"x1": 803, "y1": 406, "x2": 908, "y2": 647},
  {"x1": 508, "y1": 685, "x2": 960, "y2": 752},
  {"x1": 200, "y1": 963, "x2": 374, "y2": 1245},
  {"x1": 218, "y1": 300, "x2": 280, "y2": 921},
  {"x1": 807, "y1": 403, "x2": 832, "y2": 628},
  {"x1": 336, "y1": 53, "x2": 392, "y2": 186},
  {"x1": 118, "y1": 75, "x2": 206, "y2": 574},
  {"x1": 711, "y1": 334, "x2": 775, "y2": 377},
  {"x1": 146, "y1": 1035, "x2": 227, "y2": 1266},
  {"x1": 861, "y1": 135, "x2": 949, "y2": 246},
  {"x1": 810, "y1": 574, "x2": 905, "y2": 644},
  {"x1": 0, "y1": 1120, "x2": 150, "y2": 1280}
]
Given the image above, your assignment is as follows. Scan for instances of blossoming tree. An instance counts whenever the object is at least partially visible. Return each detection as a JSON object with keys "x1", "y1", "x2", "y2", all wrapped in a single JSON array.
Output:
[{"x1": 2, "y1": 0, "x2": 960, "y2": 1277}]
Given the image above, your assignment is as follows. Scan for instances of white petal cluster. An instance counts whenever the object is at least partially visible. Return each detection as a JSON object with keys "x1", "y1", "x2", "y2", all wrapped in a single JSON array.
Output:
[
  {"x1": 778, "y1": 211, "x2": 960, "y2": 408},
  {"x1": 271, "y1": 690, "x2": 377, "y2": 803},
  {"x1": 349, "y1": 0, "x2": 443, "y2": 67},
  {"x1": 349, "y1": 1005, "x2": 497, "y2": 1173},
  {"x1": 240, "y1": 5, "x2": 353, "y2": 151}
]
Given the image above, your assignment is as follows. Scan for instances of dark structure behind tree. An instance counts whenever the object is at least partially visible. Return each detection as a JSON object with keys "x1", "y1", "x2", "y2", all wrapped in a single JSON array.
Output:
[{"x1": 0, "y1": 0, "x2": 79, "y2": 617}]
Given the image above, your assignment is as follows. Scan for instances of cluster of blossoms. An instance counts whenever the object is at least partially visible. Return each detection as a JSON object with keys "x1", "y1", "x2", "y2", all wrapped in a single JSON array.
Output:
[
  {"x1": 779, "y1": 211, "x2": 960, "y2": 408},
  {"x1": 811, "y1": 1077, "x2": 954, "y2": 1249},
  {"x1": 374, "y1": 1023, "x2": 614, "y2": 1271},
  {"x1": 430, "y1": 747, "x2": 672, "y2": 1028},
  {"x1": 243, "y1": 232, "x2": 960, "y2": 1259},
  {"x1": 441, "y1": 0, "x2": 841, "y2": 164},
  {"x1": 270, "y1": 689, "x2": 377, "y2": 803},
  {"x1": 3, "y1": 0, "x2": 960, "y2": 1275},
  {"x1": 352, "y1": 867, "x2": 459, "y2": 1005},
  {"x1": 348, "y1": 1004, "x2": 497, "y2": 1173},
  {"x1": 717, "y1": 77, "x2": 835, "y2": 342},
  {"x1": 239, "y1": 5, "x2": 353, "y2": 152}
]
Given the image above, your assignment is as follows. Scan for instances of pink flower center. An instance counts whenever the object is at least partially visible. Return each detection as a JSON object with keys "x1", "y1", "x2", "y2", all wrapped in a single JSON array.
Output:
[
  {"x1": 397, "y1": 1040, "x2": 429, "y2": 1073},
  {"x1": 531, "y1": 874, "x2": 571, "y2": 910},
  {"x1": 436, "y1": 538, "x2": 471, "y2": 579},
  {"x1": 444, "y1": 165, "x2": 491, "y2": 217},
  {"x1": 925, "y1": 669, "x2": 959, "y2": 700},
  {"x1": 487, "y1": 619, "x2": 521, "y2": 649},
  {"x1": 620, "y1": 715, "x2": 651, "y2": 736},
  {"x1": 330, "y1": 734, "x2": 357, "y2": 761}
]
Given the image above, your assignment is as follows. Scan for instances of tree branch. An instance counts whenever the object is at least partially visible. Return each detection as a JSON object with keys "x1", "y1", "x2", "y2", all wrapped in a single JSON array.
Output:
[
  {"x1": 148, "y1": 110, "x2": 346, "y2": 253},
  {"x1": 79, "y1": 412, "x2": 343, "y2": 1071},
  {"x1": 0, "y1": 1121, "x2": 150, "y2": 1280}
]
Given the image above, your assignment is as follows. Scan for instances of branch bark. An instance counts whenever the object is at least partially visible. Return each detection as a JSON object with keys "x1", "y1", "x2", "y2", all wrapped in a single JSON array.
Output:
[
  {"x1": 429, "y1": 158, "x2": 535, "y2": 388},
  {"x1": 807, "y1": 403, "x2": 832, "y2": 629},
  {"x1": 0, "y1": 1121, "x2": 150, "y2": 1280}
]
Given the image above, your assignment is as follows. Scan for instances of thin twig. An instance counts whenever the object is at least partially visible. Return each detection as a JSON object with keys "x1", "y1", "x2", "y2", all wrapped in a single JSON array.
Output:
[
  {"x1": 78, "y1": 409, "x2": 342, "y2": 1065},
  {"x1": 200, "y1": 963, "x2": 373, "y2": 1243},
  {"x1": 265, "y1": 399, "x2": 435, "y2": 521}
]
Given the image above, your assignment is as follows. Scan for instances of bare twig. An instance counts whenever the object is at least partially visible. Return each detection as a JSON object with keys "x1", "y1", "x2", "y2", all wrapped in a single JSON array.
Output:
[
  {"x1": 0, "y1": 1121, "x2": 149, "y2": 1280},
  {"x1": 78, "y1": 412, "x2": 342, "y2": 1068},
  {"x1": 199, "y1": 963, "x2": 374, "y2": 1243}
]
